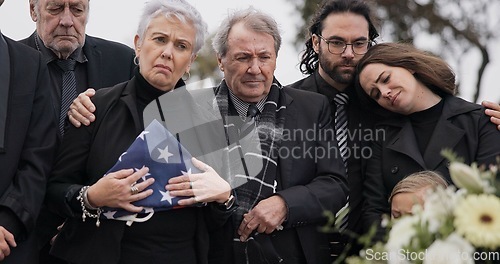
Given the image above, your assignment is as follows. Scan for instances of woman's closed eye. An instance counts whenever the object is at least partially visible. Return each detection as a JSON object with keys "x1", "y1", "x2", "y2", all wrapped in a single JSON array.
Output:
[
  {"x1": 382, "y1": 74, "x2": 390, "y2": 83},
  {"x1": 370, "y1": 88, "x2": 381, "y2": 100}
]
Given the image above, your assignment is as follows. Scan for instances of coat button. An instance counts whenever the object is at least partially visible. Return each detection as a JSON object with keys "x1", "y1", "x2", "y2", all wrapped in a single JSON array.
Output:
[{"x1": 391, "y1": 166, "x2": 399, "y2": 174}]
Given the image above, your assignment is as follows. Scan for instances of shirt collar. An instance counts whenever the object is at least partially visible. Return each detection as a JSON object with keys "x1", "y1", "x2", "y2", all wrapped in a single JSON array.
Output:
[
  {"x1": 35, "y1": 33, "x2": 87, "y2": 64},
  {"x1": 228, "y1": 88, "x2": 267, "y2": 119}
]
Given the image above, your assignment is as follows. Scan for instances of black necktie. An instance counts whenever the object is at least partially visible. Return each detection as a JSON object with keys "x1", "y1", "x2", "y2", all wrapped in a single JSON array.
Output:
[
  {"x1": 56, "y1": 59, "x2": 77, "y2": 136},
  {"x1": 334, "y1": 93, "x2": 349, "y2": 169},
  {"x1": 240, "y1": 103, "x2": 259, "y2": 137},
  {"x1": 334, "y1": 92, "x2": 349, "y2": 233},
  {"x1": 247, "y1": 103, "x2": 259, "y2": 119}
]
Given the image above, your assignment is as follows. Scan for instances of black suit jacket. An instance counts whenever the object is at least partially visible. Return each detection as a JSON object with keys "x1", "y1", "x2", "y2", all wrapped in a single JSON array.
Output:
[
  {"x1": 19, "y1": 32, "x2": 136, "y2": 120},
  {"x1": 0, "y1": 35, "x2": 57, "y2": 263},
  {"x1": 289, "y1": 72, "x2": 379, "y2": 236},
  {"x1": 207, "y1": 84, "x2": 349, "y2": 264},
  {"x1": 363, "y1": 95, "x2": 500, "y2": 228}
]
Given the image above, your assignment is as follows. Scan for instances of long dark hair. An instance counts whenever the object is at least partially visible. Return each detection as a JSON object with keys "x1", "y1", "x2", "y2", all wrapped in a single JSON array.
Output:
[
  {"x1": 356, "y1": 42, "x2": 456, "y2": 96},
  {"x1": 299, "y1": 0, "x2": 379, "y2": 74}
]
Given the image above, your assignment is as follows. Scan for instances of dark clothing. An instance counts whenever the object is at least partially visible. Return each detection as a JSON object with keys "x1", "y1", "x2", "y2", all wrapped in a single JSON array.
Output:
[
  {"x1": 46, "y1": 78, "x2": 227, "y2": 264},
  {"x1": 19, "y1": 32, "x2": 136, "y2": 137},
  {"x1": 118, "y1": 207, "x2": 198, "y2": 264},
  {"x1": 289, "y1": 71, "x2": 379, "y2": 240},
  {"x1": 0, "y1": 34, "x2": 57, "y2": 264},
  {"x1": 207, "y1": 82, "x2": 349, "y2": 264},
  {"x1": 409, "y1": 99, "x2": 443, "y2": 154},
  {"x1": 25, "y1": 34, "x2": 89, "y2": 98},
  {"x1": 20, "y1": 32, "x2": 136, "y2": 260},
  {"x1": 135, "y1": 67, "x2": 167, "y2": 124},
  {"x1": 363, "y1": 95, "x2": 500, "y2": 229}
]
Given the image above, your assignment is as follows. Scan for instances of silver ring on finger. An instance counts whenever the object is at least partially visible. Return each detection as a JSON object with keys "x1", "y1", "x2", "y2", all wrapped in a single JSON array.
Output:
[
  {"x1": 130, "y1": 185, "x2": 139, "y2": 195},
  {"x1": 189, "y1": 181, "x2": 193, "y2": 189}
]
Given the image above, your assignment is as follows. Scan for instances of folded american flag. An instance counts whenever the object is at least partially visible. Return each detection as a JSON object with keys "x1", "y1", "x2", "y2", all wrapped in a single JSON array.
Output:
[{"x1": 101, "y1": 119, "x2": 201, "y2": 224}]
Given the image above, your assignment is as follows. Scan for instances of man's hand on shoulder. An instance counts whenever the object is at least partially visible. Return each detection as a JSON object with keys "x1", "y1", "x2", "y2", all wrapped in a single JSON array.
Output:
[
  {"x1": 69, "y1": 88, "x2": 96, "y2": 127},
  {"x1": 482, "y1": 100, "x2": 500, "y2": 130}
]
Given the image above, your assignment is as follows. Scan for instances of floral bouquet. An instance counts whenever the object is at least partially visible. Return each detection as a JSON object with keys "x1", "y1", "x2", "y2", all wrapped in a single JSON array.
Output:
[{"x1": 347, "y1": 150, "x2": 500, "y2": 264}]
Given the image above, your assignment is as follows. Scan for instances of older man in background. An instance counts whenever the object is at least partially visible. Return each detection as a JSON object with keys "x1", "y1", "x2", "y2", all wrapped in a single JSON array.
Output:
[{"x1": 20, "y1": 0, "x2": 136, "y2": 136}]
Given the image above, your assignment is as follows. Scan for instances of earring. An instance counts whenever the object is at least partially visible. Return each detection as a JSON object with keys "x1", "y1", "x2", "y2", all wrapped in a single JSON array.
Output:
[
  {"x1": 182, "y1": 71, "x2": 191, "y2": 81},
  {"x1": 133, "y1": 56, "x2": 139, "y2": 66}
]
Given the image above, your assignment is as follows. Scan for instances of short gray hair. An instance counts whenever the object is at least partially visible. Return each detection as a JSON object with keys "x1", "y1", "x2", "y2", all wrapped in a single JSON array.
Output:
[
  {"x1": 136, "y1": 0, "x2": 207, "y2": 55},
  {"x1": 30, "y1": 0, "x2": 91, "y2": 23},
  {"x1": 212, "y1": 7, "x2": 281, "y2": 57}
]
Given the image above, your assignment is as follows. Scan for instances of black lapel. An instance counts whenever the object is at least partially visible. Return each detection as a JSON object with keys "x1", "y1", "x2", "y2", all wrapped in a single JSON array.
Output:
[
  {"x1": 423, "y1": 99, "x2": 467, "y2": 169},
  {"x1": 294, "y1": 73, "x2": 320, "y2": 93},
  {"x1": 83, "y1": 36, "x2": 103, "y2": 89},
  {"x1": 120, "y1": 79, "x2": 142, "y2": 134},
  {"x1": 386, "y1": 121, "x2": 427, "y2": 169},
  {"x1": 0, "y1": 34, "x2": 10, "y2": 151},
  {"x1": 424, "y1": 119, "x2": 464, "y2": 170},
  {"x1": 278, "y1": 90, "x2": 295, "y2": 188}
]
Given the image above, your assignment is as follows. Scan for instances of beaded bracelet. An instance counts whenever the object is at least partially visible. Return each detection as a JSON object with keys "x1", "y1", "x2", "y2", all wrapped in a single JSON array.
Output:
[{"x1": 77, "y1": 186, "x2": 102, "y2": 227}]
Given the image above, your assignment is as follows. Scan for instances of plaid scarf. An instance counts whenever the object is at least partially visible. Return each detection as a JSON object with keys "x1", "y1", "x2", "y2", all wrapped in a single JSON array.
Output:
[{"x1": 214, "y1": 79, "x2": 287, "y2": 263}]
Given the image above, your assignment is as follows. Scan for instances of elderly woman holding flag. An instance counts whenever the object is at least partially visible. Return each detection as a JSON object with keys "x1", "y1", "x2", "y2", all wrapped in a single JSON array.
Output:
[{"x1": 46, "y1": 1, "x2": 232, "y2": 263}]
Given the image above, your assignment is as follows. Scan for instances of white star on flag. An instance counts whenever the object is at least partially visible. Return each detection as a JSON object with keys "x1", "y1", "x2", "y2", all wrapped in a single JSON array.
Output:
[
  {"x1": 103, "y1": 211, "x2": 117, "y2": 219},
  {"x1": 181, "y1": 168, "x2": 192, "y2": 176},
  {"x1": 157, "y1": 146, "x2": 174, "y2": 163},
  {"x1": 160, "y1": 190, "x2": 173, "y2": 204},
  {"x1": 135, "y1": 167, "x2": 151, "y2": 181},
  {"x1": 118, "y1": 152, "x2": 127, "y2": 162},
  {"x1": 137, "y1": 130, "x2": 150, "y2": 140}
]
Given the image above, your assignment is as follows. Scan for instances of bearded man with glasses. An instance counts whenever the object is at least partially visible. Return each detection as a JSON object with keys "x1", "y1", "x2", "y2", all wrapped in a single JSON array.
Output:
[{"x1": 289, "y1": 1, "x2": 380, "y2": 260}]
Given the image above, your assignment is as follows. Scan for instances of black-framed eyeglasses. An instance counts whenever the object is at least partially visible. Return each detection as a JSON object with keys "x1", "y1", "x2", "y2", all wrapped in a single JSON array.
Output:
[{"x1": 317, "y1": 35, "x2": 370, "y2": 55}]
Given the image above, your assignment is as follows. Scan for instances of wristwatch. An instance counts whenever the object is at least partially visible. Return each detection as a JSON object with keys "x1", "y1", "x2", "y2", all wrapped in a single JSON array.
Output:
[{"x1": 221, "y1": 194, "x2": 235, "y2": 210}]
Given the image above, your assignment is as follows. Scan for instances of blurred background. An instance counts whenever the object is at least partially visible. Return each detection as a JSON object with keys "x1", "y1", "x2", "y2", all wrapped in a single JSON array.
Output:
[{"x1": 1, "y1": 0, "x2": 498, "y2": 103}]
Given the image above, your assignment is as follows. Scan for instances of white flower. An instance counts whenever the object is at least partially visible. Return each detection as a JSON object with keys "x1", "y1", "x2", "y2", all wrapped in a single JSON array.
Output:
[
  {"x1": 386, "y1": 214, "x2": 420, "y2": 251},
  {"x1": 449, "y1": 162, "x2": 484, "y2": 194},
  {"x1": 454, "y1": 194, "x2": 500, "y2": 249},
  {"x1": 421, "y1": 186, "x2": 458, "y2": 233},
  {"x1": 423, "y1": 233, "x2": 474, "y2": 264}
]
